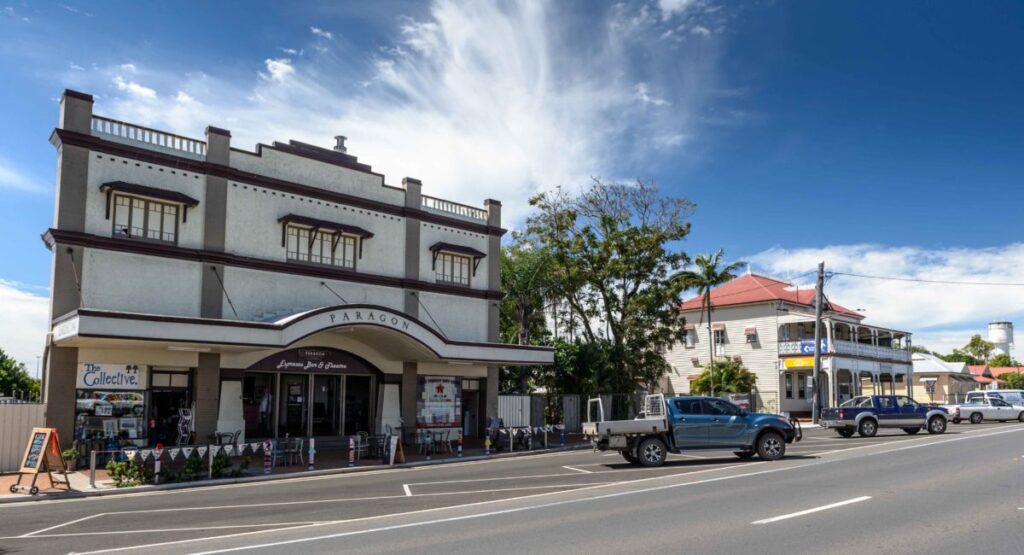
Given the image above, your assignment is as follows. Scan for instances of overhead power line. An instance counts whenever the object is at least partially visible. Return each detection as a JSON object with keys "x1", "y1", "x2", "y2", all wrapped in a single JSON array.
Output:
[{"x1": 829, "y1": 271, "x2": 1024, "y2": 287}]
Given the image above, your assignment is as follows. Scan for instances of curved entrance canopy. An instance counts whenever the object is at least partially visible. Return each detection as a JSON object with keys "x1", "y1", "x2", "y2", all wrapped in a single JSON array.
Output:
[{"x1": 52, "y1": 304, "x2": 554, "y2": 366}]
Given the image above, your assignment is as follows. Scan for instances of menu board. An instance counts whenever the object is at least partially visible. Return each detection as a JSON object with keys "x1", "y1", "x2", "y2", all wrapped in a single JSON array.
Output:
[
  {"x1": 416, "y1": 376, "x2": 461, "y2": 428},
  {"x1": 19, "y1": 427, "x2": 65, "y2": 475}
]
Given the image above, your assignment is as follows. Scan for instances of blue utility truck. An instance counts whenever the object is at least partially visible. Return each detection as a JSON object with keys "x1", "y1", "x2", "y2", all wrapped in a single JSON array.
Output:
[{"x1": 582, "y1": 394, "x2": 801, "y2": 467}]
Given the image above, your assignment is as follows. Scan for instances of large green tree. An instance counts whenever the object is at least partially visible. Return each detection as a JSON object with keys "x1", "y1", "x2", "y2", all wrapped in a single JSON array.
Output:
[
  {"x1": 0, "y1": 348, "x2": 40, "y2": 400},
  {"x1": 961, "y1": 334, "x2": 995, "y2": 361},
  {"x1": 1002, "y1": 372, "x2": 1024, "y2": 389},
  {"x1": 671, "y1": 249, "x2": 745, "y2": 395},
  {"x1": 499, "y1": 242, "x2": 554, "y2": 392},
  {"x1": 525, "y1": 179, "x2": 693, "y2": 392},
  {"x1": 987, "y1": 353, "x2": 1020, "y2": 367}
]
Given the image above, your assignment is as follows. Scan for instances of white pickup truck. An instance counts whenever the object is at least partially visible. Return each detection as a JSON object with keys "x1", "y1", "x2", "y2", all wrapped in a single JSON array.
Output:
[{"x1": 944, "y1": 396, "x2": 1024, "y2": 424}]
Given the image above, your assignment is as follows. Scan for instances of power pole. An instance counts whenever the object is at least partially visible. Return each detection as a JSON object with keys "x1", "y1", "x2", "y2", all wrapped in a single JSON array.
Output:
[{"x1": 812, "y1": 261, "x2": 825, "y2": 424}]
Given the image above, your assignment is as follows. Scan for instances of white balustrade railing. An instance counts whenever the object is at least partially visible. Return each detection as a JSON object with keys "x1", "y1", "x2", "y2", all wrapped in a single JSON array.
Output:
[
  {"x1": 421, "y1": 195, "x2": 487, "y2": 221},
  {"x1": 91, "y1": 115, "x2": 206, "y2": 156},
  {"x1": 781, "y1": 339, "x2": 910, "y2": 362}
]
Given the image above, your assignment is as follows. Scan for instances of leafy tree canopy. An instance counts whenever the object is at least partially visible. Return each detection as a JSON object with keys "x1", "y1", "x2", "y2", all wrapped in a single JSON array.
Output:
[
  {"x1": 0, "y1": 348, "x2": 40, "y2": 399},
  {"x1": 1002, "y1": 372, "x2": 1024, "y2": 389},
  {"x1": 987, "y1": 353, "x2": 1021, "y2": 367},
  {"x1": 524, "y1": 179, "x2": 694, "y2": 392},
  {"x1": 689, "y1": 359, "x2": 757, "y2": 396}
]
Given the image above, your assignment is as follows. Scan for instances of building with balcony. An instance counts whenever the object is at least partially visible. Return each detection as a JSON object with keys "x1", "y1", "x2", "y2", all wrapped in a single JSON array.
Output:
[
  {"x1": 40, "y1": 90, "x2": 552, "y2": 452},
  {"x1": 664, "y1": 274, "x2": 913, "y2": 416}
]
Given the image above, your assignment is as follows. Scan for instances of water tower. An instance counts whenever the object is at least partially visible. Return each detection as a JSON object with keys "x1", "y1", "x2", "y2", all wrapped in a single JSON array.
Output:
[{"x1": 987, "y1": 322, "x2": 1014, "y2": 357}]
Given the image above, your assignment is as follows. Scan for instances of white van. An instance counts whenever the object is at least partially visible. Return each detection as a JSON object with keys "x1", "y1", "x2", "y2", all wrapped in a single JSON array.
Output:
[{"x1": 965, "y1": 390, "x2": 1024, "y2": 406}]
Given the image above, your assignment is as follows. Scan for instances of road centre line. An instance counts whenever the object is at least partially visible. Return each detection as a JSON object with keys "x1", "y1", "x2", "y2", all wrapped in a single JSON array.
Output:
[
  {"x1": 751, "y1": 496, "x2": 872, "y2": 525},
  {"x1": 20, "y1": 513, "x2": 105, "y2": 537},
  {"x1": 75, "y1": 426, "x2": 1024, "y2": 554},
  {"x1": 562, "y1": 466, "x2": 592, "y2": 474}
]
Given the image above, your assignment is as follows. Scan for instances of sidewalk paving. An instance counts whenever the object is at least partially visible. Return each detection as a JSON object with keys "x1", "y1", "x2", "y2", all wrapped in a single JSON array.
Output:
[{"x1": 0, "y1": 433, "x2": 591, "y2": 504}]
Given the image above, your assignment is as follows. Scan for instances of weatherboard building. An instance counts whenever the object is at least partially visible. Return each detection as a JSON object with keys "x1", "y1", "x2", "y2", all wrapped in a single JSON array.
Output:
[{"x1": 40, "y1": 89, "x2": 552, "y2": 451}]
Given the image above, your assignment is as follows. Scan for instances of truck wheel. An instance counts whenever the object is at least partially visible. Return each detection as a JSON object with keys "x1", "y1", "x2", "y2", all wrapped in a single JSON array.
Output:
[
  {"x1": 836, "y1": 428, "x2": 855, "y2": 438},
  {"x1": 952, "y1": 418, "x2": 961, "y2": 424},
  {"x1": 621, "y1": 450, "x2": 638, "y2": 465},
  {"x1": 637, "y1": 438, "x2": 667, "y2": 467},
  {"x1": 733, "y1": 451, "x2": 755, "y2": 460},
  {"x1": 1018, "y1": 412, "x2": 1024, "y2": 423},
  {"x1": 969, "y1": 413, "x2": 983, "y2": 424},
  {"x1": 927, "y1": 416, "x2": 947, "y2": 435},
  {"x1": 858, "y1": 419, "x2": 878, "y2": 438},
  {"x1": 756, "y1": 432, "x2": 785, "y2": 460},
  {"x1": 902, "y1": 427, "x2": 920, "y2": 435}
]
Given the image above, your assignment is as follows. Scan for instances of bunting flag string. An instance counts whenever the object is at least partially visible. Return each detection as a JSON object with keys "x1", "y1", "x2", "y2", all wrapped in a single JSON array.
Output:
[
  {"x1": 168, "y1": 448, "x2": 181, "y2": 461},
  {"x1": 182, "y1": 446, "x2": 194, "y2": 459},
  {"x1": 197, "y1": 446, "x2": 208, "y2": 458},
  {"x1": 124, "y1": 449, "x2": 138, "y2": 461},
  {"x1": 139, "y1": 449, "x2": 152, "y2": 461}
]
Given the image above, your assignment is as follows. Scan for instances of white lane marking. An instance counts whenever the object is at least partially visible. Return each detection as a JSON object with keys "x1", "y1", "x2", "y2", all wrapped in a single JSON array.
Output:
[
  {"x1": 751, "y1": 496, "x2": 872, "y2": 525},
  {"x1": 59, "y1": 426, "x2": 1024, "y2": 554},
  {"x1": 0, "y1": 522, "x2": 327, "y2": 539},
  {"x1": 68, "y1": 464, "x2": 753, "y2": 554},
  {"x1": 402, "y1": 484, "x2": 412, "y2": 497},
  {"x1": 20, "y1": 512, "x2": 106, "y2": 537},
  {"x1": 562, "y1": 466, "x2": 592, "y2": 474}
]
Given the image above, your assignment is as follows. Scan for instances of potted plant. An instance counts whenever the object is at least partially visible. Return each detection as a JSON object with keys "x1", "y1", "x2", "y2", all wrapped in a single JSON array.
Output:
[{"x1": 61, "y1": 447, "x2": 81, "y2": 471}]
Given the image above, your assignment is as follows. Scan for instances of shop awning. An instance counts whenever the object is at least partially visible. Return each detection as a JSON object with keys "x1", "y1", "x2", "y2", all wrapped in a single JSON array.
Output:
[
  {"x1": 744, "y1": 327, "x2": 757, "y2": 335},
  {"x1": 100, "y1": 181, "x2": 200, "y2": 223},
  {"x1": 711, "y1": 323, "x2": 725, "y2": 331}
]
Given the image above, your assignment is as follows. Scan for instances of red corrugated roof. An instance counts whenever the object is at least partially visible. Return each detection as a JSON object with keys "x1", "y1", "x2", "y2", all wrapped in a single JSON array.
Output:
[
  {"x1": 679, "y1": 274, "x2": 864, "y2": 319},
  {"x1": 989, "y1": 366, "x2": 1024, "y2": 377},
  {"x1": 967, "y1": 365, "x2": 989, "y2": 376}
]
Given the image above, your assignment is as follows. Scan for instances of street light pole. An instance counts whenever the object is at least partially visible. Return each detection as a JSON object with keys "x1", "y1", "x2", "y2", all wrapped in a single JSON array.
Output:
[{"x1": 812, "y1": 261, "x2": 825, "y2": 424}]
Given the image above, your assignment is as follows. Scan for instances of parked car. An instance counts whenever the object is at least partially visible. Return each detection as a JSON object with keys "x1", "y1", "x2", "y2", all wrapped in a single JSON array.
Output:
[
  {"x1": 820, "y1": 395, "x2": 948, "y2": 437},
  {"x1": 582, "y1": 394, "x2": 801, "y2": 467},
  {"x1": 944, "y1": 397, "x2": 1024, "y2": 424},
  {"x1": 964, "y1": 390, "x2": 1024, "y2": 406}
]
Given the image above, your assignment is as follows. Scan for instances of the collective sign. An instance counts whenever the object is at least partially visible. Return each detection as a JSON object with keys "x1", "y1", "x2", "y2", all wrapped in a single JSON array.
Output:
[{"x1": 76, "y1": 363, "x2": 148, "y2": 390}]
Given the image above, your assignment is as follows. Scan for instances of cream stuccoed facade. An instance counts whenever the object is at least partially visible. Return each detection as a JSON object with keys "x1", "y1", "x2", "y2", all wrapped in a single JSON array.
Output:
[
  {"x1": 41, "y1": 89, "x2": 552, "y2": 450},
  {"x1": 663, "y1": 274, "x2": 913, "y2": 417}
]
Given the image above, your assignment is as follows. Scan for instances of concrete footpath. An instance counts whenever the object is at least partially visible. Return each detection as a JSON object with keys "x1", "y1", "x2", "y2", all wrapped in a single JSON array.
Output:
[{"x1": 0, "y1": 435, "x2": 591, "y2": 504}]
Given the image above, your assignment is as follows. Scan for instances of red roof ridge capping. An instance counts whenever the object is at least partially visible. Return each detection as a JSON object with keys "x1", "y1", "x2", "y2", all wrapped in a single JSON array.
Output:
[
  {"x1": 678, "y1": 273, "x2": 864, "y2": 319},
  {"x1": 967, "y1": 365, "x2": 990, "y2": 376}
]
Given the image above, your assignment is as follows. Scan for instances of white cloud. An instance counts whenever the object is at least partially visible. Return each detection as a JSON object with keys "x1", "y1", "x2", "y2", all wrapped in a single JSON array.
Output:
[
  {"x1": 81, "y1": 0, "x2": 724, "y2": 225},
  {"x1": 635, "y1": 82, "x2": 670, "y2": 106},
  {"x1": 691, "y1": 25, "x2": 711, "y2": 37},
  {"x1": 120, "y1": 63, "x2": 137, "y2": 73},
  {"x1": 0, "y1": 280, "x2": 49, "y2": 374},
  {"x1": 263, "y1": 58, "x2": 295, "y2": 82},
  {"x1": 0, "y1": 159, "x2": 46, "y2": 193},
  {"x1": 658, "y1": 0, "x2": 697, "y2": 20},
  {"x1": 113, "y1": 75, "x2": 156, "y2": 98},
  {"x1": 310, "y1": 26, "x2": 333, "y2": 40},
  {"x1": 749, "y1": 243, "x2": 1024, "y2": 355},
  {"x1": 69, "y1": 62, "x2": 85, "y2": 71},
  {"x1": 281, "y1": 47, "x2": 303, "y2": 56},
  {"x1": 175, "y1": 91, "x2": 196, "y2": 104}
]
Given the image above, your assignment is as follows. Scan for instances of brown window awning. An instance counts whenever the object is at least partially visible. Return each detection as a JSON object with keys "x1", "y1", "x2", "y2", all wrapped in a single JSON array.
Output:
[
  {"x1": 277, "y1": 214, "x2": 374, "y2": 238},
  {"x1": 429, "y1": 242, "x2": 487, "y2": 275},
  {"x1": 744, "y1": 327, "x2": 757, "y2": 335},
  {"x1": 101, "y1": 181, "x2": 200, "y2": 222},
  {"x1": 711, "y1": 323, "x2": 725, "y2": 331}
]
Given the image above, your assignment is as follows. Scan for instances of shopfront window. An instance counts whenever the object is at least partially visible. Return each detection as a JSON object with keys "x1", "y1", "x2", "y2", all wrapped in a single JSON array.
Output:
[
  {"x1": 74, "y1": 390, "x2": 148, "y2": 445},
  {"x1": 416, "y1": 376, "x2": 462, "y2": 429}
]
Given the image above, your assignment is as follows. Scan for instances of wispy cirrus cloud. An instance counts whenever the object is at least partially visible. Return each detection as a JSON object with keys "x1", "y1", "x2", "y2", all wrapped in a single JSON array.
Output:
[
  {"x1": 749, "y1": 243, "x2": 1024, "y2": 355},
  {"x1": 0, "y1": 158, "x2": 47, "y2": 194},
  {"x1": 0, "y1": 279, "x2": 49, "y2": 372},
  {"x1": 69, "y1": 0, "x2": 732, "y2": 225}
]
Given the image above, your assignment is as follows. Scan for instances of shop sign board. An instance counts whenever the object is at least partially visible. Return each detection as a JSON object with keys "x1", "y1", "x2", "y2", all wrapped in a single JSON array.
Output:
[
  {"x1": 798, "y1": 339, "x2": 828, "y2": 354},
  {"x1": 249, "y1": 347, "x2": 379, "y2": 376},
  {"x1": 76, "y1": 363, "x2": 148, "y2": 390},
  {"x1": 783, "y1": 357, "x2": 815, "y2": 369}
]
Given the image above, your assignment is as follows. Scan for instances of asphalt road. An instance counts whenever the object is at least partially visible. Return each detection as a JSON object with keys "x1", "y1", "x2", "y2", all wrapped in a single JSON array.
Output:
[{"x1": 1, "y1": 422, "x2": 1022, "y2": 554}]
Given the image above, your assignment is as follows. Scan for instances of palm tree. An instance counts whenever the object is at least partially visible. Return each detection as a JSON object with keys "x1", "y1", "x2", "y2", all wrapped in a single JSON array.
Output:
[{"x1": 672, "y1": 249, "x2": 745, "y2": 396}]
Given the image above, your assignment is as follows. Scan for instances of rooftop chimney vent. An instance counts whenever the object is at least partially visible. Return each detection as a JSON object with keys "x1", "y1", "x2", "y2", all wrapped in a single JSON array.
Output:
[{"x1": 334, "y1": 135, "x2": 347, "y2": 153}]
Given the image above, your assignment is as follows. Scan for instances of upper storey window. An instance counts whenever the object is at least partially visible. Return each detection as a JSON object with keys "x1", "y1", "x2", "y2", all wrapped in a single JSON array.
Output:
[
  {"x1": 113, "y1": 195, "x2": 178, "y2": 243},
  {"x1": 435, "y1": 252, "x2": 471, "y2": 286},
  {"x1": 286, "y1": 226, "x2": 358, "y2": 269},
  {"x1": 101, "y1": 182, "x2": 199, "y2": 246},
  {"x1": 278, "y1": 214, "x2": 374, "y2": 271},
  {"x1": 429, "y1": 242, "x2": 487, "y2": 288}
]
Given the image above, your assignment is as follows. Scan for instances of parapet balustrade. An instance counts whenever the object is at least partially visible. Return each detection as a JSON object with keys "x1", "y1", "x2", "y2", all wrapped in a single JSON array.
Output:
[
  {"x1": 421, "y1": 195, "x2": 488, "y2": 221},
  {"x1": 91, "y1": 115, "x2": 206, "y2": 156}
]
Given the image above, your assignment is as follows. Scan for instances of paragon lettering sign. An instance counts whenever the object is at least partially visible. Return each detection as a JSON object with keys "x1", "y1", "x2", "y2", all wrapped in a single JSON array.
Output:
[
  {"x1": 325, "y1": 309, "x2": 412, "y2": 332},
  {"x1": 76, "y1": 363, "x2": 148, "y2": 390}
]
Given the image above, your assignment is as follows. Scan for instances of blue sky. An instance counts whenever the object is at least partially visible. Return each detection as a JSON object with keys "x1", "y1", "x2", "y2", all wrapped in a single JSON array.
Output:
[{"x1": 1, "y1": 0, "x2": 1023, "y2": 368}]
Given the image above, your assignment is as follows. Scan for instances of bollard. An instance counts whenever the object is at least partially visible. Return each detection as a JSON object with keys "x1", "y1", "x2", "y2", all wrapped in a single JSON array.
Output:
[
  {"x1": 457, "y1": 431, "x2": 463, "y2": 457},
  {"x1": 484, "y1": 428, "x2": 491, "y2": 456},
  {"x1": 543, "y1": 426, "x2": 549, "y2": 449},
  {"x1": 425, "y1": 434, "x2": 432, "y2": 461},
  {"x1": 348, "y1": 436, "x2": 355, "y2": 467},
  {"x1": 308, "y1": 437, "x2": 316, "y2": 471},
  {"x1": 527, "y1": 428, "x2": 533, "y2": 451},
  {"x1": 509, "y1": 428, "x2": 514, "y2": 453},
  {"x1": 207, "y1": 445, "x2": 214, "y2": 480},
  {"x1": 89, "y1": 450, "x2": 97, "y2": 489},
  {"x1": 263, "y1": 439, "x2": 273, "y2": 474},
  {"x1": 560, "y1": 424, "x2": 565, "y2": 447}
]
